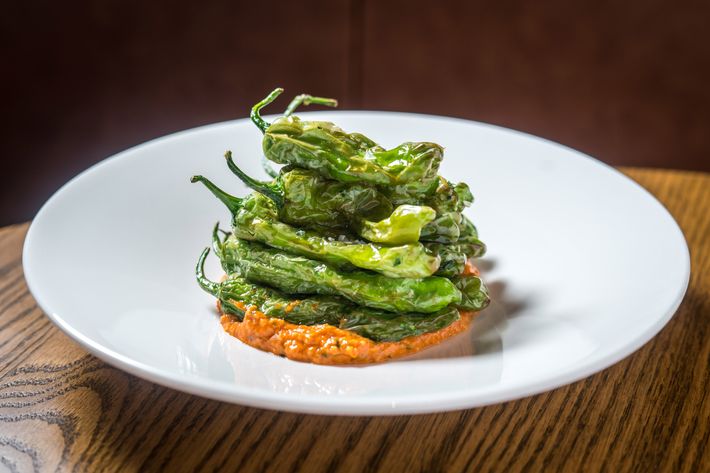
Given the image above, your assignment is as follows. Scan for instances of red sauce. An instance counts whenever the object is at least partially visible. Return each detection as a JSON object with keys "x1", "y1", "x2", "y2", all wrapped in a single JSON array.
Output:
[
  {"x1": 463, "y1": 259, "x2": 480, "y2": 276},
  {"x1": 218, "y1": 301, "x2": 477, "y2": 365}
]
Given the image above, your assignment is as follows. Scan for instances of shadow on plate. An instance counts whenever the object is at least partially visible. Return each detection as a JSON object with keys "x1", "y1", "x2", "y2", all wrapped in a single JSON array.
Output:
[{"x1": 401, "y1": 275, "x2": 531, "y2": 362}]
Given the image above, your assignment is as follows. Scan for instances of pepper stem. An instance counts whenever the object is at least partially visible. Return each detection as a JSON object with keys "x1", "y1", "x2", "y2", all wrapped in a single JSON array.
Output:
[
  {"x1": 225, "y1": 151, "x2": 284, "y2": 208},
  {"x1": 250, "y1": 87, "x2": 284, "y2": 133},
  {"x1": 212, "y1": 222, "x2": 226, "y2": 260},
  {"x1": 261, "y1": 155, "x2": 279, "y2": 179},
  {"x1": 198, "y1": 237, "x2": 245, "y2": 320},
  {"x1": 195, "y1": 248, "x2": 220, "y2": 297},
  {"x1": 190, "y1": 175, "x2": 242, "y2": 215},
  {"x1": 284, "y1": 94, "x2": 338, "y2": 116}
]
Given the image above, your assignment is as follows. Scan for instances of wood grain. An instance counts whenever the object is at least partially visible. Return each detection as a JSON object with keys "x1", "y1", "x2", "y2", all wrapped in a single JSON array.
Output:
[{"x1": 0, "y1": 168, "x2": 708, "y2": 473}]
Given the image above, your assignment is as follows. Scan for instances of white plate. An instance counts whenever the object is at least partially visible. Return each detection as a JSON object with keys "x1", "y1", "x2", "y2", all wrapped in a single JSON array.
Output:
[{"x1": 23, "y1": 112, "x2": 690, "y2": 415}]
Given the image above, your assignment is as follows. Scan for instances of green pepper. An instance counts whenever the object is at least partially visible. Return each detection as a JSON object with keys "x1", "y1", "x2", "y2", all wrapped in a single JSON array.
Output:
[
  {"x1": 381, "y1": 178, "x2": 440, "y2": 206},
  {"x1": 191, "y1": 176, "x2": 440, "y2": 278},
  {"x1": 430, "y1": 179, "x2": 473, "y2": 213},
  {"x1": 226, "y1": 152, "x2": 393, "y2": 229},
  {"x1": 459, "y1": 214, "x2": 478, "y2": 239},
  {"x1": 196, "y1": 248, "x2": 461, "y2": 342},
  {"x1": 383, "y1": 176, "x2": 472, "y2": 212},
  {"x1": 217, "y1": 237, "x2": 461, "y2": 314},
  {"x1": 383, "y1": 177, "x2": 474, "y2": 243},
  {"x1": 420, "y1": 212, "x2": 462, "y2": 243},
  {"x1": 257, "y1": 91, "x2": 339, "y2": 179},
  {"x1": 426, "y1": 242, "x2": 486, "y2": 277},
  {"x1": 428, "y1": 244, "x2": 466, "y2": 277},
  {"x1": 228, "y1": 153, "x2": 439, "y2": 245},
  {"x1": 337, "y1": 308, "x2": 459, "y2": 342},
  {"x1": 358, "y1": 204, "x2": 436, "y2": 244},
  {"x1": 458, "y1": 215, "x2": 486, "y2": 254},
  {"x1": 451, "y1": 275, "x2": 490, "y2": 311},
  {"x1": 251, "y1": 88, "x2": 443, "y2": 187}
]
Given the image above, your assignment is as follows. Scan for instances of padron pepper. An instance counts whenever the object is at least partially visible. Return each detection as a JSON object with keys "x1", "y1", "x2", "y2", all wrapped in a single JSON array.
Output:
[
  {"x1": 191, "y1": 176, "x2": 440, "y2": 278},
  {"x1": 358, "y1": 204, "x2": 436, "y2": 245},
  {"x1": 458, "y1": 215, "x2": 486, "y2": 249},
  {"x1": 451, "y1": 275, "x2": 490, "y2": 311},
  {"x1": 427, "y1": 242, "x2": 487, "y2": 277},
  {"x1": 388, "y1": 177, "x2": 474, "y2": 243},
  {"x1": 217, "y1": 237, "x2": 461, "y2": 314},
  {"x1": 383, "y1": 175, "x2": 471, "y2": 211},
  {"x1": 249, "y1": 89, "x2": 479, "y2": 243},
  {"x1": 258, "y1": 92, "x2": 339, "y2": 179},
  {"x1": 256, "y1": 89, "x2": 475, "y2": 219},
  {"x1": 226, "y1": 153, "x2": 392, "y2": 229},
  {"x1": 196, "y1": 248, "x2": 461, "y2": 342},
  {"x1": 251, "y1": 88, "x2": 443, "y2": 188},
  {"x1": 419, "y1": 212, "x2": 462, "y2": 243},
  {"x1": 226, "y1": 153, "x2": 447, "y2": 245}
]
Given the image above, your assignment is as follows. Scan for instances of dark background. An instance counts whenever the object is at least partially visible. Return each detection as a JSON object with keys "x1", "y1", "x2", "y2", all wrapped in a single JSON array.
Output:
[{"x1": 2, "y1": 0, "x2": 708, "y2": 226}]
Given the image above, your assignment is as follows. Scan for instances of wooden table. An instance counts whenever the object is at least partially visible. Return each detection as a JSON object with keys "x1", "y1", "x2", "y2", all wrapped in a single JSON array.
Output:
[{"x1": 0, "y1": 168, "x2": 707, "y2": 472}]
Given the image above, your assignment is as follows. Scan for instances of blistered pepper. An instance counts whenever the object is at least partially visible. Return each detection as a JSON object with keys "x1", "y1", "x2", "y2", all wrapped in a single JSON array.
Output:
[
  {"x1": 226, "y1": 152, "x2": 393, "y2": 229},
  {"x1": 226, "y1": 153, "x2": 450, "y2": 245},
  {"x1": 458, "y1": 215, "x2": 486, "y2": 248},
  {"x1": 251, "y1": 88, "x2": 443, "y2": 188},
  {"x1": 427, "y1": 241, "x2": 487, "y2": 277},
  {"x1": 196, "y1": 248, "x2": 462, "y2": 342},
  {"x1": 388, "y1": 176, "x2": 474, "y2": 243},
  {"x1": 451, "y1": 275, "x2": 490, "y2": 311},
  {"x1": 217, "y1": 237, "x2": 461, "y2": 314},
  {"x1": 191, "y1": 176, "x2": 440, "y2": 278}
]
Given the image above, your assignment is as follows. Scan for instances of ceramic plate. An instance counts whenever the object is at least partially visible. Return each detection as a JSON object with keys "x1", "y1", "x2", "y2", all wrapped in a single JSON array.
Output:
[{"x1": 23, "y1": 112, "x2": 690, "y2": 415}]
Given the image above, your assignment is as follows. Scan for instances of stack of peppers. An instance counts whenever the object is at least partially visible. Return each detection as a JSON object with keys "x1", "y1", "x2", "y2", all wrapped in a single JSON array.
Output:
[{"x1": 193, "y1": 88, "x2": 489, "y2": 342}]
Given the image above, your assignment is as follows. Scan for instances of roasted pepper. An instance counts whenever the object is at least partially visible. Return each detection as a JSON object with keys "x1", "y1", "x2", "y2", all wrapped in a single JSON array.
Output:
[
  {"x1": 217, "y1": 237, "x2": 461, "y2": 314},
  {"x1": 197, "y1": 248, "x2": 461, "y2": 342},
  {"x1": 227, "y1": 153, "x2": 446, "y2": 244},
  {"x1": 383, "y1": 176, "x2": 474, "y2": 243},
  {"x1": 251, "y1": 88, "x2": 443, "y2": 188},
  {"x1": 226, "y1": 152, "x2": 393, "y2": 228},
  {"x1": 451, "y1": 275, "x2": 490, "y2": 311},
  {"x1": 458, "y1": 215, "x2": 485, "y2": 249},
  {"x1": 420, "y1": 212, "x2": 462, "y2": 243},
  {"x1": 191, "y1": 176, "x2": 440, "y2": 277},
  {"x1": 359, "y1": 204, "x2": 436, "y2": 244}
]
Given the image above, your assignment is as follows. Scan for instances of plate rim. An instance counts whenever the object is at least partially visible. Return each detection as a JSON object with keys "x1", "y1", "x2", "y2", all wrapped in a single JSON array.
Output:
[{"x1": 22, "y1": 111, "x2": 691, "y2": 415}]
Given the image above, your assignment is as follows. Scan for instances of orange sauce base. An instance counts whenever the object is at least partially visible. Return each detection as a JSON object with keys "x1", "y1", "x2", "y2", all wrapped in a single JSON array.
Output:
[
  {"x1": 219, "y1": 303, "x2": 476, "y2": 365},
  {"x1": 218, "y1": 261, "x2": 481, "y2": 365}
]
